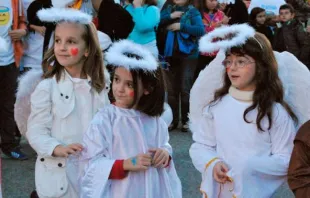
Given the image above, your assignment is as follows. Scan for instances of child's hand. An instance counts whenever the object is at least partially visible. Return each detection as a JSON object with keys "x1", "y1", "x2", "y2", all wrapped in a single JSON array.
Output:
[
  {"x1": 123, "y1": 153, "x2": 152, "y2": 172},
  {"x1": 52, "y1": 143, "x2": 83, "y2": 157},
  {"x1": 35, "y1": 26, "x2": 46, "y2": 36},
  {"x1": 222, "y1": 16, "x2": 230, "y2": 25},
  {"x1": 8, "y1": 29, "x2": 27, "y2": 41},
  {"x1": 213, "y1": 161, "x2": 229, "y2": 183},
  {"x1": 170, "y1": 11, "x2": 184, "y2": 19},
  {"x1": 149, "y1": 148, "x2": 170, "y2": 168},
  {"x1": 167, "y1": 23, "x2": 181, "y2": 31}
]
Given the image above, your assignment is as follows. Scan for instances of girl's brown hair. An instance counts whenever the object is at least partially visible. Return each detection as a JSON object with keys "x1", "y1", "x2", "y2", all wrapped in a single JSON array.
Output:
[
  {"x1": 210, "y1": 32, "x2": 298, "y2": 131},
  {"x1": 42, "y1": 22, "x2": 105, "y2": 93}
]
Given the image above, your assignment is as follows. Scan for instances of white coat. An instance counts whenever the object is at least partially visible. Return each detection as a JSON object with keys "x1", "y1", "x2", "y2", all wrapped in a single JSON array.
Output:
[{"x1": 26, "y1": 71, "x2": 110, "y2": 198}]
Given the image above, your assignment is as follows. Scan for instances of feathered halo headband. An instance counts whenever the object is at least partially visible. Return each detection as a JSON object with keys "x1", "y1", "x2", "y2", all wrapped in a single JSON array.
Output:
[
  {"x1": 105, "y1": 40, "x2": 158, "y2": 72},
  {"x1": 218, "y1": 0, "x2": 235, "y2": 4},
  {"x1": 37, "y1": 7, "x2": 92, "y2": 24},
  {"x1": 199, "y1": 24, "x2": 262, "y2": 53},
  {"x1": 0, "y1": 37, "x2": 9, "y2": 53}
]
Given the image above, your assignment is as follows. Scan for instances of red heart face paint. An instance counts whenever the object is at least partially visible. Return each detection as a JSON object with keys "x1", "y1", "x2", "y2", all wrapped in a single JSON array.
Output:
[
  {"x1": 129, "y1": 91, "x2": 135, "y2": 97},
  {"x1": 70, "y1": 48, "x2": 79, "y2": 56}
]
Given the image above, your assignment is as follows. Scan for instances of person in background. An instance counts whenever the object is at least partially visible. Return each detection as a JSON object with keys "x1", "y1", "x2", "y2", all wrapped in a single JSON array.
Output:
[
  {"x1": 286, "y1": 0, "x2": 310, "y2": 27},
  {"x1": 159, "y1": 0, "x2": 205, "y2": 132},
  {"x1": 0, "y1": 0, "x2": 28, "y2": 160},
  {"x1": 125, "y1": 0, "x2": 160, "y2": 57},
  {"x1": 273, "y1": 4, "x2": 310, "y2": 69},
  {"x1": 194, "y1": 0, "x2": 229, "y2": 80},
  {"x1": 219, "y1": 0, "x2": 248, "y2": 25},
  {"x1": 249, "y1": 7, "x2": 274, "y2": 43}
]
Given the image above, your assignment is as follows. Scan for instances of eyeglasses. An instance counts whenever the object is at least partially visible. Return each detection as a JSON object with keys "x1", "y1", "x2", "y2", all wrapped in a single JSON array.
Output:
[{"x1": 222, "y1": 59, "x2": 255, "y2": 68}]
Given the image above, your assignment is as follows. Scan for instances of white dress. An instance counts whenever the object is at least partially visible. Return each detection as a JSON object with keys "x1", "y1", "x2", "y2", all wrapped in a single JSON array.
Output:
[
  {"x1": 190, "y1": 94, "x2": 296, "y2": 198},
  {"x1": 70, "y1": 104, "x2": 182, "y2": 198}
]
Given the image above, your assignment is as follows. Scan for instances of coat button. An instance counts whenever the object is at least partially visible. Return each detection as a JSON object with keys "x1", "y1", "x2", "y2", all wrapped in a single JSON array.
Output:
[
  {"x1": 65, "y1": 96, "x2": 69, "y2": 99},
  {"x1": 60, "y1": 187, "x2": 63, "y2": 190},
  {"x1": 60, "y1": 93, "x2": 63, "y2": 96},
  {"x1": 58, "y1": 163, "x2": 63, "y2": 167},
  {"x1": 40, "y1": 158, "x2": 44, "y2": 162}
]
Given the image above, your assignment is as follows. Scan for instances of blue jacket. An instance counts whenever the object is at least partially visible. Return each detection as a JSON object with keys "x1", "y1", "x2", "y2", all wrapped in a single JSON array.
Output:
[{"x1": 125, "y1": 4, "x2": 160, "y2": 44}]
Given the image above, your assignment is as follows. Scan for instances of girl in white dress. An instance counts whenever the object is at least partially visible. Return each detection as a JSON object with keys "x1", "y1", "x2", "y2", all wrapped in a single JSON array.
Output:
[
  {"x1": 26, "y1": 8, "x2": 109, "y2": 198},
  {"x1": 190, "y1": 25, "x2": 298, "y2": 198},
  {"x1": 75, "y1": 40, "x2": 182, "y2": 198}
]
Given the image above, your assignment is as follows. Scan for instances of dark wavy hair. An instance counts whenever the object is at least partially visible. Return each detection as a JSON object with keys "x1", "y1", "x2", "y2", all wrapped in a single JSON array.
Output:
[
  {"x1": 210, "y1": 32, "x2": 298, "y2": 131},
  {"x1": 109, "y1": 63, "x2": 166, "y2": 117},
  {"x1": 249, "y1": 7, "x2": 265, "y2": 26}
]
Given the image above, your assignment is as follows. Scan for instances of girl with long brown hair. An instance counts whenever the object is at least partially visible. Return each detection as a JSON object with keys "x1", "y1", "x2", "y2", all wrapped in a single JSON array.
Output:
[{"x1": 190, "y1": 24, "x2": 298, "y2": 197}]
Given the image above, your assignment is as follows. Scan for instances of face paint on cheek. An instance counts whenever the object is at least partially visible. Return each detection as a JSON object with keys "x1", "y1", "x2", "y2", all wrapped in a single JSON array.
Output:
[
  {"x1": 129, "y1": 91, "x2": 135, "y2": 97},
  {"x1": 226, "y1": 67, "x2": 230, "y2": 73},
  {"x1": 70, "y1": 48, "x2": 79, "y2": 56}
]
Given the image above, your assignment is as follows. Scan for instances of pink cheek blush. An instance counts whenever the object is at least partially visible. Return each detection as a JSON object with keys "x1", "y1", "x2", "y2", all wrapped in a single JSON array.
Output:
[
  {"x1": 226, "y1": 67, "x2": 230, "y2": 73},
  {"x1": 70, "y1": 48, "x2": 79, "y2": 56},
  {"x1": 129, "y1": 91, "x2": 135, "y2": 97}
]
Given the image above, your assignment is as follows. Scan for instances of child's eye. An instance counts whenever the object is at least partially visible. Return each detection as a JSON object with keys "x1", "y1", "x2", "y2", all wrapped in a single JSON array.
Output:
[
  {"x1": 55, "y1": 39, "x2": 60, "y2": 44},
  {"x1": 68, "y1": 40, "x2": 76, "y2": 44},
  {"x1": 113, "y1": 77, "x2": 120, "y2": 83},
  {"x1": 128, "y1": 83, "x2": 133, "y2": 88}
]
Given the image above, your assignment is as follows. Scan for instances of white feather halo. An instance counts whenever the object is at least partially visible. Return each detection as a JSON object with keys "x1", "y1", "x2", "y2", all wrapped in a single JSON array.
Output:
[
  {"x1": 0, "y1": 36, "x2": 9, "y2": 53},
  {"x1": 105, "y1": 40, "x2": 158, "y2": 71},
  {"x1": 37, "y1": 7, "x2": 92, "y2": 24},
  {"x1": 199, "y1": 24, "x2": 256, "y2": 53}
]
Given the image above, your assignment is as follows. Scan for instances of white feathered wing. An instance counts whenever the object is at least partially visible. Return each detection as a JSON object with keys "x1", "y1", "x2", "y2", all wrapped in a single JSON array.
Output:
[
  {"x1": 189, "y1": 51, "x2": 310, "y2": 134},
  {"x1": 14, "y1": 69, "x2": 43, "y2": 136}
]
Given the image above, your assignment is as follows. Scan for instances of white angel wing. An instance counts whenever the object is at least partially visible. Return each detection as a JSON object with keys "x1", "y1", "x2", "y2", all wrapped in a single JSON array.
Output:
[
  {"x1": 189, "y1": 51, "x2": 226, "y2": 133},
  {"x1": 0, "y1": 36, "x2": 9, "y2": 53},
  {"x1": 275, "y1": 51, "x2": 310, "y2": 127},
  {"x1": 15, "y1": 69, "x2": 43, "y2": 136}
]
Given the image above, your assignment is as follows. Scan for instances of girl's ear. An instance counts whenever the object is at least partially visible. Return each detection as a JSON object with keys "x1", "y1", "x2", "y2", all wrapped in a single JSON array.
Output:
[{"x1": 84, "y1": 50, "x2": 89, "y2": 57}]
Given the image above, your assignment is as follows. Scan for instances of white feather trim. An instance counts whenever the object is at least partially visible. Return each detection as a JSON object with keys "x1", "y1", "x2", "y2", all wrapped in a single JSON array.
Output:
[
  {"x1": 0, "y1": 36, "x2": 9, "y2": 53},
  {"x1": 52, "y1": 0, "x2": 75, "y2": 8},
  {"x1": 105, "y1": 40, "x2": 158, "y2": 71},
  {"x1": 97, "y1": 31, "x2": 112, "y2": 51},
  {"x1": 218, "y1": 0, "x2": 235, "y2": 4},
  {"x1": 37, "y1": 8, "x2": 92, "y2": 24},
  {"x1": 15, "y1": 69, "x2": 43, "y2": 136},
  {"x1": 199, "y1": 24, "x2": 256, "y2": 53}
]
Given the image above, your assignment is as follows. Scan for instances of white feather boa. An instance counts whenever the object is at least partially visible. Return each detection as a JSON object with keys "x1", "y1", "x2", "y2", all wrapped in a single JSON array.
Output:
[
  {"x1": 37, "y1": 7, "x2": 92, "y2": 24},
  {"x1": 189, "y1": 51, "x2": 310, "y2": 134},
  {"x1": 199, "y1": 24, "x2": 256, "y2": 53},
  {"x1": 0, "y1": 36, "x2": 9, "y2": 53},
  {"x1": 105, "y1": 40, "x2": 158, "y2": 71}
]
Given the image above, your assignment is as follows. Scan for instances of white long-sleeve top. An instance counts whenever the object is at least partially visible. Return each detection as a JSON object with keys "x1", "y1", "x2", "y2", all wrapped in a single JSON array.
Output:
[
  {"x1": 190, "y1": 94, "x2": 296, "y2": 198},
  {"x1": 70, "y1": 104, "x2": 182, "y2": 198},
  {"x1": 26, "y1": 71, "x2": 109, "y2": 198}
]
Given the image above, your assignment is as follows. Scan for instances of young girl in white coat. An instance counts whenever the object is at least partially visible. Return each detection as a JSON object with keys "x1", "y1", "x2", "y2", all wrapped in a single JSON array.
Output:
[
  {"x1": 26, "y1": 8, "x2": 110, "y2": 198},
  {"x1": 189, "y1": 24, "x2": 298, "y2": 198},
  {"x1": 74, "y1": 40, "x2": 182, "y2": 198}
]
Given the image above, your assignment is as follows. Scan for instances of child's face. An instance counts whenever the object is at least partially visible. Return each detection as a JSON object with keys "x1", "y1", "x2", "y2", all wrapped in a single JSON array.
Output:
[
  {"x1": 112, "y1": 67, "x2": 148, "y2": 109},
  {"x1": 279, "y1": 9, "x2": 294, "y2": 23},
  {"x1": 173, "y1": 0, "x2": 187, "y2": 6},
  {"x1": 256, "y1": 11, "x2": 266, "y2": 25},
  {"x1": 54, "y1": 23, "x2": 89, "y2": 68},
  {"x1": 205, "y1": 0, "x2": 218, "y2": 11},
  {"x1": 224, "y1": 54, "x2": 256, "y2": 91}
]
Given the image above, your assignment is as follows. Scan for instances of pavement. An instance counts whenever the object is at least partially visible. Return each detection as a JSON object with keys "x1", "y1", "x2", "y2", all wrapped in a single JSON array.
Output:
[{"x1": 2, "y1": 130, "x2": 295, "y2": 198}]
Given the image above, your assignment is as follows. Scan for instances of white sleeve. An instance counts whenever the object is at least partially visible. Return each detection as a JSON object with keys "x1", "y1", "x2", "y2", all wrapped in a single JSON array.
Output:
[
  {"x1": 189, "y1": 109, "x2": 221, "y2": 174},
  {"x1": 158, "y1": 118, "x2": 172, "y2": 156},
  {"x1": 79, "y1": 109, "x2": 115, "y2": 198},
  {"x1": 245, "y1": 105, "x2": 296, "y2": 176},
  {"x1": 26, "y1": 79, "x2": 62, "y2": 157}
]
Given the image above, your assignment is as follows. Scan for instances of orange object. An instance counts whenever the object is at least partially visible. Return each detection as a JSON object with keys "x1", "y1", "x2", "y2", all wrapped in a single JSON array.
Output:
[{"x1": 69, "y1": 0, "x2": 83, "y2": 9}]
